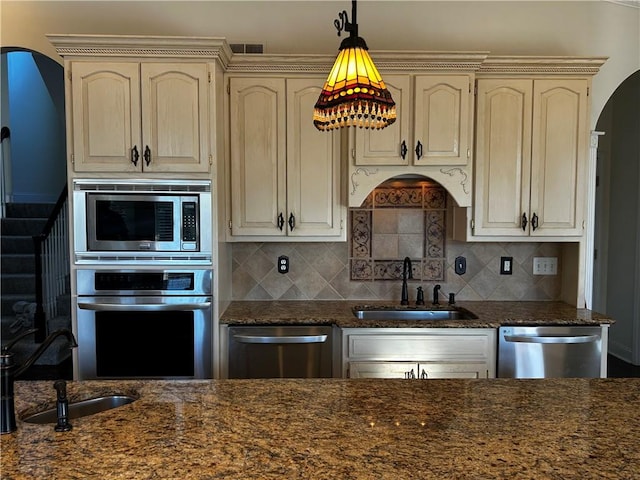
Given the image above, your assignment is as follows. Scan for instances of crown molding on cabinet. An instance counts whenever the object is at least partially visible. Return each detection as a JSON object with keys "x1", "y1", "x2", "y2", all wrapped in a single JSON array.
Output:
[
  {"x1": 46, "y1": 34, "x2": 233, "y2": 68},
  {"x1": 478, "y1": 56, "x2": 609, "y2": 76},
  {"x1": 226, "y1": 51, "x2": 490, "y2": 74},
  {"x1": 46, "y1": 35, "x2": 607, "y2": 78}
]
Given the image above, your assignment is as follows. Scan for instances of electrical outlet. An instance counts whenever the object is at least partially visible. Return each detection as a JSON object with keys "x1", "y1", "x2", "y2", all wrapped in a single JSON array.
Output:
[
  {"x1": 533, "y1": 257, "x2": 558, "y2": 275},
  {"x1": 500, "y1": 257, "x2": 513, "y2": 275},
  {"x1": 277, "y1": 255, "x2": 289, "y2": 274}
]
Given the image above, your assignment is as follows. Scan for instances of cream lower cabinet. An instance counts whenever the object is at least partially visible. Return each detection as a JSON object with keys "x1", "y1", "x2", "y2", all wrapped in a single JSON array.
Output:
[
  {"x1": 354, "y1": 74, "x2": 472, "y2": 167},
  {"x1": 70, "y1": 61, "x2": 210, "y2": 173},
  {"x1": 473, "y1": 78, "x2": 589, "y2": 237},
  {"x1": 342, "y1": 328, "x2": 496, "y2": 379},
  {"x1": 228, "y1": 77, "x2": 343, "y2": 240}
]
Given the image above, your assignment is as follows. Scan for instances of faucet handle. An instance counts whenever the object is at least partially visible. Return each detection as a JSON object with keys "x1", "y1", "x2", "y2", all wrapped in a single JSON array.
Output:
[
  {"x1": 416, "y1": 287, "x2": 425, "y2": 306},
  {"x1": 54, "y1": 380, "x2": 67, "y2": 401}
]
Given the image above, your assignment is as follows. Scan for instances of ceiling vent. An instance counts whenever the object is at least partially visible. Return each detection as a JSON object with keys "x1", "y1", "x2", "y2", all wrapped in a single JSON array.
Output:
[{"x1": 230, "y1": 43, "x2": 264, "y2": 54}]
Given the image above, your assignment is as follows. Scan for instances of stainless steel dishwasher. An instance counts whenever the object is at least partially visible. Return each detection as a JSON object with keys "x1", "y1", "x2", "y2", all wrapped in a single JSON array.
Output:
[
  {"x1": 498, "y1": 326, "x2": 604, "y2": 378},
  {"x1": 225, "y1": 325, "x2": 334, "y2": 379}
]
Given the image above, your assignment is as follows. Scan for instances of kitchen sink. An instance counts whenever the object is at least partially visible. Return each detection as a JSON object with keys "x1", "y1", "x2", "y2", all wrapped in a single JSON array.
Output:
[
  {"x1": 352, "y1": 306, "x2": 478, "y2": 321},
  {"x1": 22, "y1": 394, "x2": 137, "y2": 424}
]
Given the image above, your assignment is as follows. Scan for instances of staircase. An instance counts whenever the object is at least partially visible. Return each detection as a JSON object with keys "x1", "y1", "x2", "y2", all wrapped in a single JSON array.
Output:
[{"x1": 1, "y1": 202, "x2": 72, "y2": 369}]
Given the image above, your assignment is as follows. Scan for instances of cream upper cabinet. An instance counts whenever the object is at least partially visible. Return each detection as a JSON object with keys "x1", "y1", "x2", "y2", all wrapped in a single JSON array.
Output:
[
  {"x1": 354, "y1": 74, "x2": 472, "y2": 167},
  {"x1": 473, "y1": 78, "x2": 589, "y2": 237},
  {"x1": 70, "y1": 62, "x2": 210, "y2": 173},
  {"x1": 229, "y1": 76, "x2": 343, "y2": 240}
]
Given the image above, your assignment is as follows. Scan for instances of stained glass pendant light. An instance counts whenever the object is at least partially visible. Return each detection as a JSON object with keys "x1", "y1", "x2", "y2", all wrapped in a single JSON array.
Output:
[{"x1": 313, "y1": 0, "x2": 396, "y2": 131}]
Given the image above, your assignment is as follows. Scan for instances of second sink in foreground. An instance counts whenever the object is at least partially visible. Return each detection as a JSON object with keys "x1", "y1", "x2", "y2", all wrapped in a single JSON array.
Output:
[
  {"x1": 22, "y1": 395, "x2": 137, "y2": 424},
  {"x1": 353, "y1": 306, "x2": 478, "y2": 321}
]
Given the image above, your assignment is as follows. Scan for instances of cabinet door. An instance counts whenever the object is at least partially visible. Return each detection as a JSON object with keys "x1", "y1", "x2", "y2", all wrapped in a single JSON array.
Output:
[
  {"x1": 413, "y1": 75, "x2": 471, "y2": 166},
  {"x1": 230, "y1": 78, "x2": 287, "y2": 236},
  {"x1": 529, "y1": 79, "x2": 588, "y2": 236},
  {"x1": 418, "y1": 362, "x2": 489, "y2": 379},
  {"x1": 71, "y1": 62, "x2": 141, "y2": 172},
  {"x1": 140, "y1": 63, "x2": 209, "y2": 173},
  {"x1": 348, "y1": 361, "x2": 417, "y2": 379},
  {"x1": 353, "y1": 75, "x2": 411, "y2": 166},
  {"x1": 474, "y1": 79, "x2": 533, "y2": 236},
  {"x1": 286, "y1": 78, "x2": 342, "y2": 237}
]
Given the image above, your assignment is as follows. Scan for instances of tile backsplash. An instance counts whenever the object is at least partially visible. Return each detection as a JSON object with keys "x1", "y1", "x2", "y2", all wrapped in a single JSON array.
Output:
[
  {"x1": 231, "y1": 187, "x2": 563, "y2": 302},
  {"x1": 231, "y1": 239, "x2": 562, "y2": 302}
]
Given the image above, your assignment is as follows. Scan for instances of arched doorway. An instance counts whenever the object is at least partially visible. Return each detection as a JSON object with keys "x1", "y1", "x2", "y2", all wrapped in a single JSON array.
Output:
[
  {"x1": 1, "y1": 48, "x2": 70, "y2": 378},
  {"x1": 1, "y1": 48, "x2": 66, "y2": 208},
  {"x1": 593, "y1": 70, "x2": 640, "y2": 365}
]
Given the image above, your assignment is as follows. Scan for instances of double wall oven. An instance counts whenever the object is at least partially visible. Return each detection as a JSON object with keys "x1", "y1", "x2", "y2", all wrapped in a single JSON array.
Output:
[{"x1": 72, "y1": 180, "x2": 214, "y2": 380}]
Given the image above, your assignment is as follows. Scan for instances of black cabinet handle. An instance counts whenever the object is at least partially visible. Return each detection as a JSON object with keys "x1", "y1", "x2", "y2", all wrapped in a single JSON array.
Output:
[
  {"x1": 143, "y1": 146, "x2": 151, "y2": 166},
  {"x1": 288, "y1": 213, "x2": 295, "y2": 231},
  {"x1": 277, "y1": 213, "x2": 284, "y2": 231},
  {"x1": 131, "y1": 146, "x2": 139, "y2": 166},
  {"x1": 415, "y1": 141, "x2": 423, "y2": 160},
  {"x1": 531, "y1": 213, "x2": 539, "y2": 231},
  {"x1": 400, "y1": 140, "x2": 407, "y2": 160},
  {"x1": 522, "y1": 213, "x2": 528, "y2": 231}
]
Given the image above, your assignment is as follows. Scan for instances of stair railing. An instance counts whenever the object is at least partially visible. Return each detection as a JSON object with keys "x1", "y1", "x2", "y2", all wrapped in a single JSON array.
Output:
[
  {"x1": 1, "y1": 127, "x2": 11, "y2": 219},
  {"x1": 32, "y1": 185, "x2": 69, "y2": 342}
]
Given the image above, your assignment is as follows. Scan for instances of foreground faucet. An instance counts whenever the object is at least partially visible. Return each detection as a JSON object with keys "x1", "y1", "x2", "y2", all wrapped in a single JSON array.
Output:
[
  {"x1": 400, "y1": 257, "x2": 412, "y2": 305},
  {"x1": 1, "y1": 328, "x2": 77, "y2": 434}
]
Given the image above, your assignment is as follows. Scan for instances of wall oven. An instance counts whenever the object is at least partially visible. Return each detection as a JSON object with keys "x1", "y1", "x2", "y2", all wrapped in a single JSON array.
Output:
[
  {"x1": 75, "y1": 268, "x2": 213, "y2": 380},
  {"x1": 72, "y1": 179, "x2": 212, "y2": 264}
]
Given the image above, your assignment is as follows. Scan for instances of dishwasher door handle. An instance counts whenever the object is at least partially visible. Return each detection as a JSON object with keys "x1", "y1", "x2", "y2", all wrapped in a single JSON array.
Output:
[
  {"x1": 503, "y1": 334, "x2": 600, "y2": 344},
  {"x1": 233, "y1": 334, "x2": 328, "y2": 344}
]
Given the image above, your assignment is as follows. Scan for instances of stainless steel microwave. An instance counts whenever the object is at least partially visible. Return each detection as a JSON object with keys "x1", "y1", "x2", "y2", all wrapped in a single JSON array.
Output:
[{"x1": 73, "y1": 179, "x2": 212, "y2": 263}]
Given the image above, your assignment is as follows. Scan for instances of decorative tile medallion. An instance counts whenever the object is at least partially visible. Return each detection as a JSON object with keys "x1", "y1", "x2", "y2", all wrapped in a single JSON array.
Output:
[
  {"x1": 374, "y1": 187, "x2": 423, "y2": 208},
  {"x1": 349, "y1": 179, "x2": 446, "y2": 281},
  {"x1": 350, "y1": 210, "x2": 372, "y2": 258},
  {"x1": 350, "y1": 259, "x2": 373, "y2": 280}
]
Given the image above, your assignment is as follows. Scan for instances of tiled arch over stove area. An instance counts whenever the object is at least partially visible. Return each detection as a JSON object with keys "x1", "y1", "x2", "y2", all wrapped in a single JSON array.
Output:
[{"x1": 350, "y1": 178, "x2": 447, "y2": 282}]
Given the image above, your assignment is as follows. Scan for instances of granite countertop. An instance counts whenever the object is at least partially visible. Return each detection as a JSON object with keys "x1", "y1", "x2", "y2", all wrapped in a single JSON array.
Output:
[
  {"x1": 220, "y1": 300, "x2": 614, "y2": 328},
  {"x1": 2, "y1": 378, "x2": 638, "y2": 479}
]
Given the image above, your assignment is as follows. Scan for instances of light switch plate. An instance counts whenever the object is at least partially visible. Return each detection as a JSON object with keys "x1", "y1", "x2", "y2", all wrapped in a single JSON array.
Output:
[
  {"x1": 454, "y1": 256, "x2": 466, "y2": 275},
  {"x1": 500, "y1": 257, "x2": 513, "y2": 275},
  {"x1": 533, "y1": 257, "x2": 558, "y2": 275}
]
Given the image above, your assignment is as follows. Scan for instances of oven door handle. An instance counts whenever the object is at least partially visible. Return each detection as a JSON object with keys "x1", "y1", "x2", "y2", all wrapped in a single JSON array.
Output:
[
  {"x1": 78, "y1": 301, "x2": 211, "y2": 312},
  {"x1": 233, "y1": 334, "x2": 328, "y2": 344}
]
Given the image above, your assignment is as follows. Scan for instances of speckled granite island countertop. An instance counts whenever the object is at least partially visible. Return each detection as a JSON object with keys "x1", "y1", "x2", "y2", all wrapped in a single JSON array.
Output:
[
  {"x1": 220, "y1": 300, "x2": 614, "y2": 328},
  {"x1": 2, "y1": 378, "x2": 638, "y2": 479}
]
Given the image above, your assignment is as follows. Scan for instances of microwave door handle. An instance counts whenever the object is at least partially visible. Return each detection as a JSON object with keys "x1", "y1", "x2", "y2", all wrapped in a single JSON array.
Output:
[
  {"x1": 77, "y1": 301, "x2": 211, "y2": 312},
  {"x1": 503, "y1": 334, "x2": 600, "y2": 344},
  {"x1": 233, "y1": 335, "x2": 328, "y2": 344}
]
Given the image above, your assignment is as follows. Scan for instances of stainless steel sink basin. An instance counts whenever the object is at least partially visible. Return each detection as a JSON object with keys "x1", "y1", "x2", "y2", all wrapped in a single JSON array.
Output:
[
  {"x1": 353, "y1": 306, "x2": 478, "y2": 321},
  {"x1": 22, "y1": 395, "x2": 137, "y2": 424}
]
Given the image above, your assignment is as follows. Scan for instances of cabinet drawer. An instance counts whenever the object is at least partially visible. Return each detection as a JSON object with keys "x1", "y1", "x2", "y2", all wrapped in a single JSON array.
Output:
[
  {"x1": 419, "y1": 362, "x2": 489, "y2": 379},
  {"x1": 346, "y1": 333, "x2": 492, "y2": 360},
  {"x1": 348, "y1": 361, "x2": 490, "y2": 379}
]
